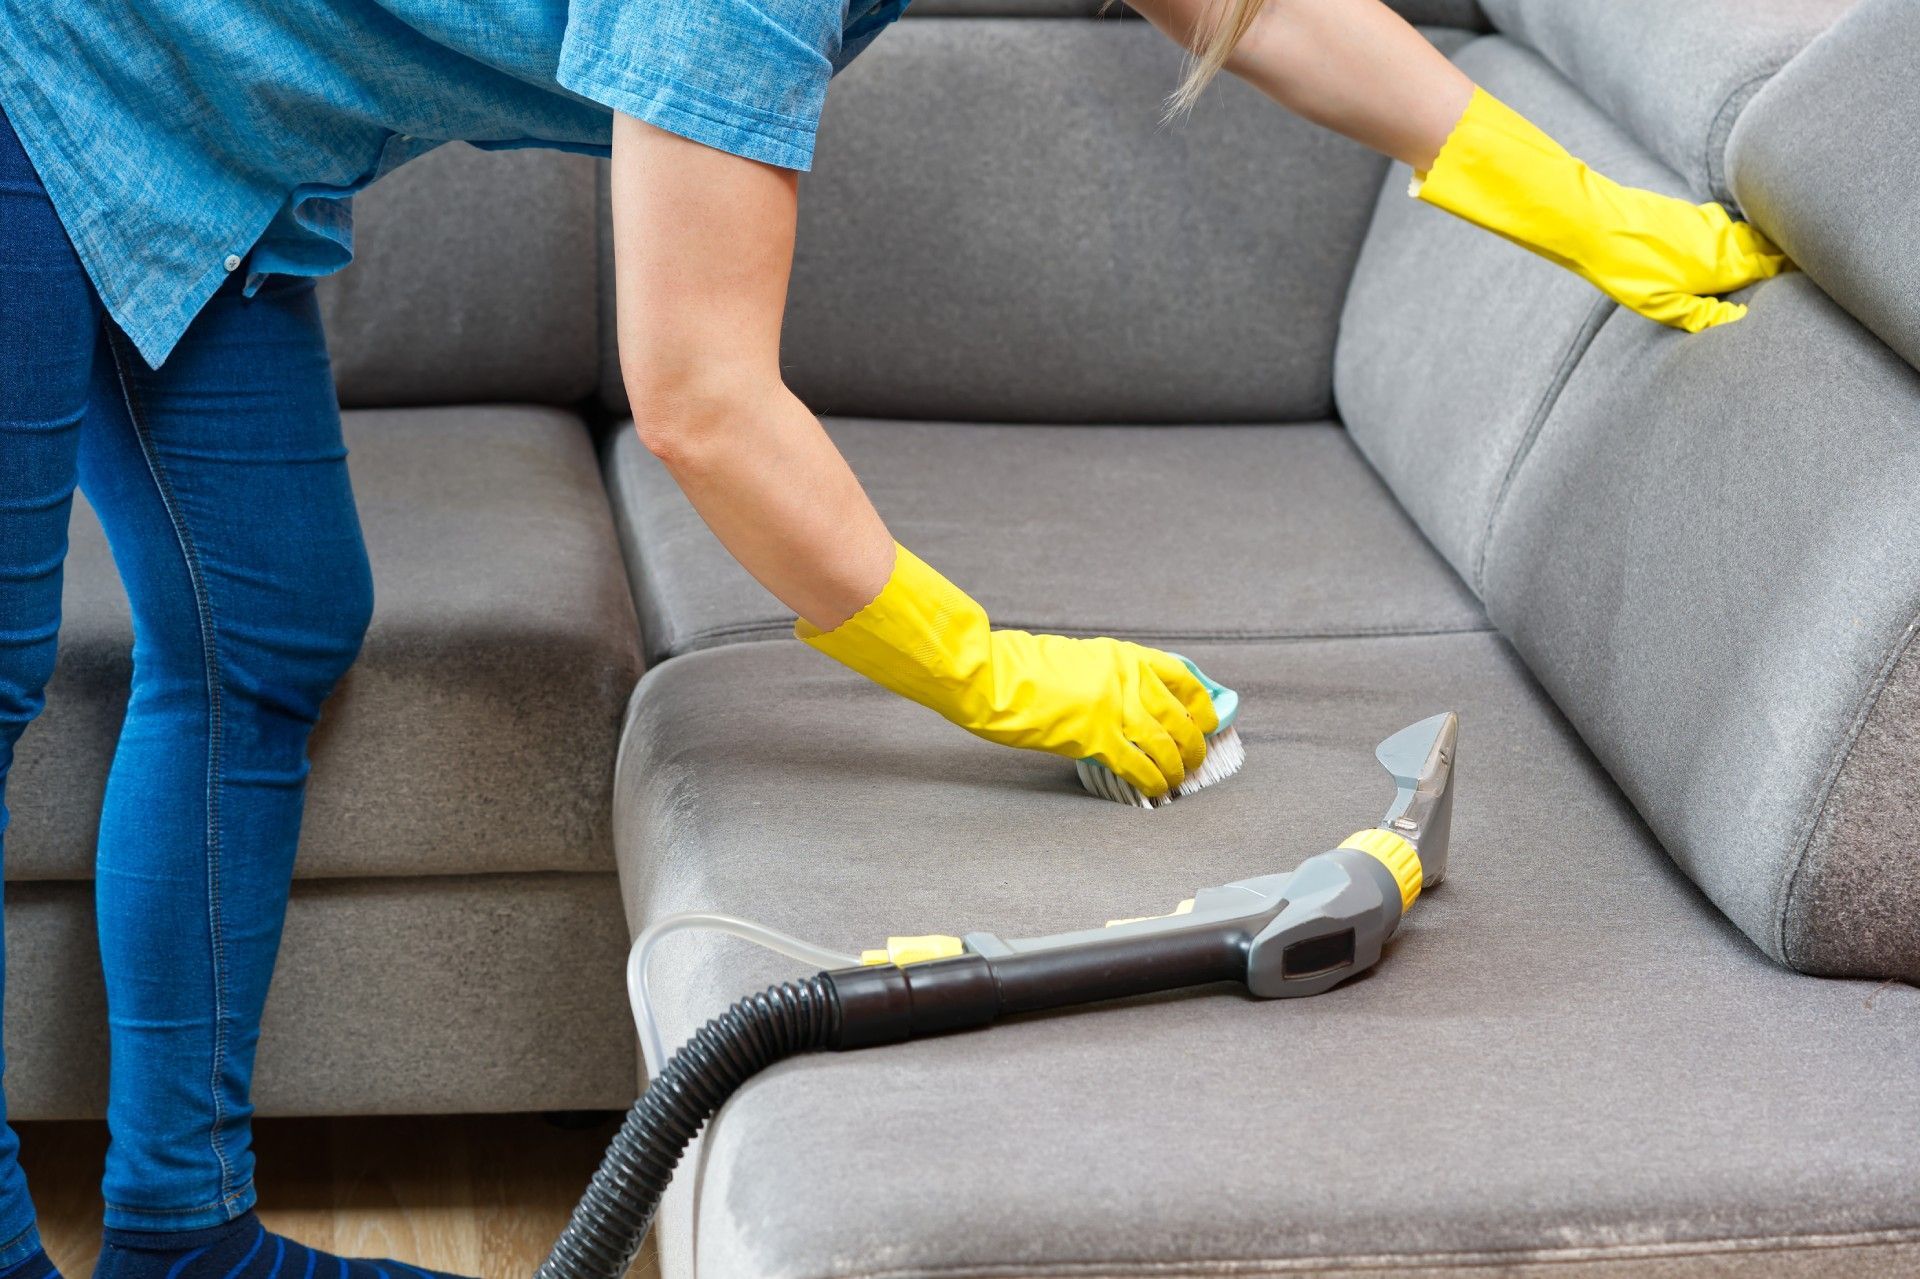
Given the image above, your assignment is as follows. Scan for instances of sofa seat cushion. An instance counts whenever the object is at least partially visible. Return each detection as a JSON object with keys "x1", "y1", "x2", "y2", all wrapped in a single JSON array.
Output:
[
  {"x1": 8, "y1": 406, "x2": 642, "y2": 882},
  {"x1": 604, "y1": 419, "x2": 1487, "y2": 663},
  {"x1": 5, "y1": 871, "x2": 635, "y2": 1119},
  {"x1": 613, "y1": 636, "x2": 1920, "y2": 1279}
]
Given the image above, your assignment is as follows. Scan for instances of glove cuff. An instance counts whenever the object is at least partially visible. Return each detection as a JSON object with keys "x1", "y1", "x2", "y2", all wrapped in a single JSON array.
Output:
[
  {"x1": 795, "y1": 542, "x2": 993, "y2": 713},
  {"x1": 1412, "y1": 86, "x2": 1608, "y2": 276}
]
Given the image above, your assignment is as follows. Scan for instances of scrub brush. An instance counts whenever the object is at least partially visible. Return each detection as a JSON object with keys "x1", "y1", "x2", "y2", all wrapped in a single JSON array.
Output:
[{"x1": 1075, "y1": 655, "x2": 1244, "y2": 809}]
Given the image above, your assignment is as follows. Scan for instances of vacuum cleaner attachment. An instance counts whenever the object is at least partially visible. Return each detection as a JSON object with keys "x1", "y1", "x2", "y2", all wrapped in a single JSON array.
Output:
[
  {"x1": 1076, "y1": 655, "x2": 1245, "y2": 808},
  {"x1": 539, "y1": 711, "x2": 1458, "y2": 1279}
]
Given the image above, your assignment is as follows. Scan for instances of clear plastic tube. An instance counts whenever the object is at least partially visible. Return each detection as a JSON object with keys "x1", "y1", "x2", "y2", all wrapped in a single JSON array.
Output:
[{"x1": 629, "y1": 912, "x2": 859, "y2": 1076}]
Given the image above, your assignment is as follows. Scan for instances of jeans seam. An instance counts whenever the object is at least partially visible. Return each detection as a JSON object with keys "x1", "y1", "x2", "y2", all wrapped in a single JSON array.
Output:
[
  {"x1": 103, "y1": 1183, "x2": 256, "y2": 1218},
  {"x1": 0, "y1": 1225, "x2": 42, "y2": 1264},
  {"x1": 106, "y1": 330, "x2": 238, "y2": 1210}
]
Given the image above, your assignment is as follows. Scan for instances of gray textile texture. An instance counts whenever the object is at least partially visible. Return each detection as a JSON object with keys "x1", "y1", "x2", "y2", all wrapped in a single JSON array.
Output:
[
  {"x1": 1728, "y1": 0, "x2": 1920, "y2": 372},
  {"x1": 4, "y1": 873, "x2": 635, "y2": 1118},
  {"x1": 7, "y1": 406, "x2": 642, "y2": 881},
  {"x1": 613, "y1": 636, "x2": 1920, "y2": 1279},
  {"x1": 595, "y1": 20, "x2": 1475, "y2": 420},
  {"x1": 1334, "y1": 37, "x2": 1683, "y2": 593},
  {"x1": 1484, "y1": 272, "x2": 1920, "y2": 983},
  {"x1": 602, "y1": 418, "x2": 1486, "y2": 662},
  {"x1": 1475, "y1": 0, "x2": 1851, "y2": 205},
  {"x1": 775, "y1": 20, "x2": 1398, "y2": 423},
  {"x1": 319, "y1": 143, "x2": 601, "y2": 409},
  {"x1": 1793, "y1": 632, "x2": 1920, "y2": 979}
]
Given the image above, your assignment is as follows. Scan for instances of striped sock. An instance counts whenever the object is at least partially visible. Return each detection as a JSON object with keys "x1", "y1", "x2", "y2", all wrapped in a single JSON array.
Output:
[
  {"x1": 0, "y1": 1247, "x2": 60, "y2": 1279},
  {"x1": 94, "y1": 1215, "x2": 468, "y2": 1279}
]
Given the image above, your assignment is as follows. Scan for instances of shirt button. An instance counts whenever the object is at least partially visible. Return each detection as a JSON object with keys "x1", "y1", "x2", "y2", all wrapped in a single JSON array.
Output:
[{"x1": 223, "y1": 254, "x2": 242, "y2": 272}]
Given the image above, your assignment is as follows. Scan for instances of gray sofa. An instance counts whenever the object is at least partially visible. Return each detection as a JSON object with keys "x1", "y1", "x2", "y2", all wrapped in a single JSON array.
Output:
[{"x1": 11, "y1": 0, "x2": 1920, "y2": 1274}]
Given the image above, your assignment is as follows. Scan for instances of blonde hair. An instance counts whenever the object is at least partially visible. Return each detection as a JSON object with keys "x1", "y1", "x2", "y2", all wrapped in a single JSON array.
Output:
[{"x1": 1164, "y1": 0, "x2": 1265, "y2": 117}]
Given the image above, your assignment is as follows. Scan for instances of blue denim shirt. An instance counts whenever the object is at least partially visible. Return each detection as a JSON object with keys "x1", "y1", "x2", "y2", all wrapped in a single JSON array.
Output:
[{"x1": 0, "y1": 0, "x2": 909, "y2": 367}]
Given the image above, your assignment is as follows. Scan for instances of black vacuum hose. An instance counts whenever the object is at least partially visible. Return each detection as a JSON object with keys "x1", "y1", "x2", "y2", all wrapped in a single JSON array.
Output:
[{"x1": 535, "y1": 975, "x2": 842, "y2": 1279}]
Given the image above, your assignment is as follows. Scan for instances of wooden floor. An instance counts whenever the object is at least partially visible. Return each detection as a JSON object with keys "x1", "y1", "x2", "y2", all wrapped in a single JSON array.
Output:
[{"x1": 17, "y1": 1115, "x2": 657, "y2": 1279}]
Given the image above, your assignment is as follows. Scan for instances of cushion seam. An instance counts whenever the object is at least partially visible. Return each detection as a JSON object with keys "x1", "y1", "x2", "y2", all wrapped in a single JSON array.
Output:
[
  {"x1": 1705, "y1": 66, "x2": 1784, "y2": 204},
  {"x1": 814, "y1": 1225, "x2": 1920, "y2": 1279},
  {"x1": 1471, "y1": 293, "x2": 1615, "y2": 594},
  {"x1": 1776, "y1": 608, "x2": 1920, "y2": 969},
  {"x1": 669, "y1": 620, "x2": 1498, "y2": 652}
]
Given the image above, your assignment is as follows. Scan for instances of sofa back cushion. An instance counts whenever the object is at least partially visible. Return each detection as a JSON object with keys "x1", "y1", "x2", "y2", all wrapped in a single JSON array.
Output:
[
  {"x1": 601, "y1": 13, "x2": 1474, "y2": 423},
  {"x1": 1475, "y1": 0, "x2": 1852, "y2": 204},
  {"x1": 1336, "y1": 1, "x2": 1920, "y2": 984},
  {"x1": 1474, "y1": 0, "x2": 1920, "y2": 985},
  {"x1": 320, "y1": 143, "x2": 601, "y2": 408},
  {"x1": 1727, "y1": 0, "x2": 1920, "y2": 372},
  {"x1": 1481, "y1": 273, "x2": 1920, "y2": 984},
  {"x1": 1334, "y1": 35, "x2": 1675, "y2": 593}
]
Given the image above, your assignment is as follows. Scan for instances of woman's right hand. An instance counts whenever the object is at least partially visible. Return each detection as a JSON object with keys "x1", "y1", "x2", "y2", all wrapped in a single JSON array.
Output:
[
  {"x1": 798, "y1": 544, "x2": 1219, "y2": 797},
  {"x1": 1414, "y1": 88, "x2": 1792, "y2": 332}
]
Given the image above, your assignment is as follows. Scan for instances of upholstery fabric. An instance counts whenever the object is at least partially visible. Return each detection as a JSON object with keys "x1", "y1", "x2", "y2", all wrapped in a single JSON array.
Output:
[
  {"x1": 602, "y1": 418, "x2": 1487, "y2": 662},
  {"x1": 1334, "y1": 37, "x2": 1681, "y2": 593},
  {"x1": 1483, "y1": 272, "x2": 1920, "y2": 983},
  {"x1": 1791, "y1": 632, "x2": 1920, "y2": 980},
  {"x1": 1727, "y1": 0, "x2": 1920, "y2": 372},
  {"x1": 7, "y1": 406, "x2": 642, "y2": 881},
  {"x1": 1474, "y1": 0, "x2": 1852, "y2": 205},
  {"x1": 595, "y1": 20, "x2": 1476, "y2": 420},
  {"x1": 319, "y1": 144, "x2": 601, "y2": 409},
  {"x1": 613, "y1": 636, "x2": 1920, "y2": 1279},
  {"x1": 4, "y1": 873, "x2": 635, "y2": 1118},
  {"x1": 674, "y1": 21, "x2": 1429, "y2": 423}
]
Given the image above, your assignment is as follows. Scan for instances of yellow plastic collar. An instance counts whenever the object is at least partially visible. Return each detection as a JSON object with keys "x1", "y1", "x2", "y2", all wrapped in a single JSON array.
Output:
[
  {"x1": 1340, "y1": 828, "x2": 1422, "y2": 914},
  {"x1": 1106, "y1": 898, "x2": 1196, "y2": 928},
  {"x1": 860, "y1": 934, "x2": 966, "y2": 967}
]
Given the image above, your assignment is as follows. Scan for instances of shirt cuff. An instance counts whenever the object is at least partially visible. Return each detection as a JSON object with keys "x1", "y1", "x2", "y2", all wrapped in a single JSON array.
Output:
[{"x1": 556, "y1": 32, "x2": 821, "y2": 172}]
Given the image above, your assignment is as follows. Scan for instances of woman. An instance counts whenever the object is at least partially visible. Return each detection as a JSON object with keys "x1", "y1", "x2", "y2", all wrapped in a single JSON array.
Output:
[{"x1": 0, "y1": 2, "x2": 1782, "y2": 1278}]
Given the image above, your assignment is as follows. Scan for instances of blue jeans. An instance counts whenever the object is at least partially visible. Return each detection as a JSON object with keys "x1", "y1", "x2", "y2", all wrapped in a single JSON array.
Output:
[{"x1": 0, "y1": 109, "x2": 372, "y2": 1243}]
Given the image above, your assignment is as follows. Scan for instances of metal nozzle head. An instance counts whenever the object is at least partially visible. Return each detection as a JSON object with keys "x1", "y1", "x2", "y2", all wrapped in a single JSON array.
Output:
[{"x1": 1373, "y1": 712, "x2": 1459, "y2": 888}]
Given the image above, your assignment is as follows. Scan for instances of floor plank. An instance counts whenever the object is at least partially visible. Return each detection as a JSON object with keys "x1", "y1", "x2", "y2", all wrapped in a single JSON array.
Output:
[{"x1": 15, "y1": 1115, "x2": 657, "y2": 1279}]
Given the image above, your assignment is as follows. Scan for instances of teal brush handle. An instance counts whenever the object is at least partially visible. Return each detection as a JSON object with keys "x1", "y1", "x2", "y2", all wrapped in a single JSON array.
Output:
[{"x1": 1169, "y1": 653, "x2": 1239, "y2": 731}]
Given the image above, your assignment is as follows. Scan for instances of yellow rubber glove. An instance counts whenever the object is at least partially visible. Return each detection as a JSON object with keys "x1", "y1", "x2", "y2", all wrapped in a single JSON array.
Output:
[
  {"x1": 1413, "y1": 88, "x2": 1791, "y2": 332},
  {"x1": 797, "y1": 544, "x2": 1219, "y2": 797}
]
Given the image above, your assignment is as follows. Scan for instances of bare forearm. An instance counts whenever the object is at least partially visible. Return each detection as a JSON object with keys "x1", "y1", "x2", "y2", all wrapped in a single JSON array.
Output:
[
  {"x1": 646, "y1": 380, "x2": 894, "y2": 631},
  {"x1": 1131, "y1": 0, "x2": 1474, "y2": 170},
  {"x1": 610, "y1": 113, "x2": 893, "y2": 630}
]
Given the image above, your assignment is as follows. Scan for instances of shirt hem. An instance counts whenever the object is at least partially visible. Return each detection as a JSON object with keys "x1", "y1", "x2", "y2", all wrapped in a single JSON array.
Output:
[{"x1": 0, "y1": 62, "x2": 279, "y2": 368}]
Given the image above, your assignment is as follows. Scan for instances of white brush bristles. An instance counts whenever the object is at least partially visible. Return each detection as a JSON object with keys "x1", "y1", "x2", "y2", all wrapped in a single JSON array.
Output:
[{"x1": 1076, "y1": 723, "x2": 1246, "y2": 809}]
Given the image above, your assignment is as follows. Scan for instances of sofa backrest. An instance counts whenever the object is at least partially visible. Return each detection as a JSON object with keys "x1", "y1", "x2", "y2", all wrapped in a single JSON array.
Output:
[
  {"x1": 599, "y1": 2, "x2": 1484, "y2": 423},
  {"x1": 1726, "y1": 0, "x2": 1919, "y2": 373},
  {"x1": 1335, "y1": 35, "x2": 1679, "y2": 594},
  {"x1": 325, "y1": 3, "x2": 1485, "y2": 423},
  {"x1": 319, "y1": 143, "x2": 602, "y2": 409},
  {"x1": 1474, "y1": 0, "x2": 1853, "y2": 205},
  {"x1": 1336, "y1": 0, "x2": 1920, "y2": 984}
]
